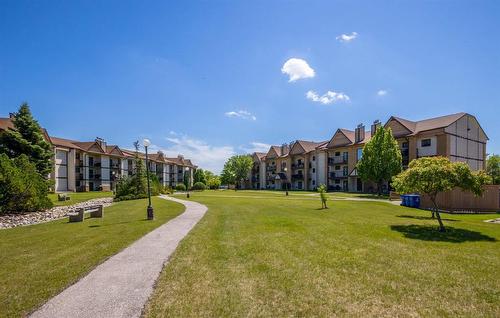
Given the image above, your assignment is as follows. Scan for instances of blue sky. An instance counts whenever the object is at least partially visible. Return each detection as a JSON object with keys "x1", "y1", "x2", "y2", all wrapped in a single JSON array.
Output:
[{"x1": 1, "y1": 1, "x2": 499, "y2": 173}]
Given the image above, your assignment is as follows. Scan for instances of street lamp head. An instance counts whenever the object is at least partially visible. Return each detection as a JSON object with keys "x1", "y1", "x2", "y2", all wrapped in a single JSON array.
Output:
[
  {"x1": 283, "y1": 167, "x2": 287, "y2": 172},
  {"x1": 185, "y1": 166, "x2": 189, "y2": 171},
  {"x1": 142, "y1": 138, "x2": 151, "y2": 147}
]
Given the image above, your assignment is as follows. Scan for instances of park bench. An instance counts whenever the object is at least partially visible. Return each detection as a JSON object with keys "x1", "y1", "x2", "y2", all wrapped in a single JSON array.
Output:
[{"x1": 68, "y1": 205, "x2": 104, "y2": 222}]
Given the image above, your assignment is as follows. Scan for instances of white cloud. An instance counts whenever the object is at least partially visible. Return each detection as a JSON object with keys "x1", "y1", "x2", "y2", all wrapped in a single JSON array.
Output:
[
  {"x1": 336, "y1": 32, "x2": 358, "y2": 43},
  {"x1": 161, "y1": 132, "x2": 236, "y2": 174},
  {"x1": 240, "y1": 141, "x2": 272, "y2": 153},
  {"x1": 377, "y1": 89, "x2": 388, "y2": 96},
  {"x1": 224, "y1": 110, "x2": 257, "y2": 121},
  {"x1": 306, "y1": 90, "x2": 350, "y2": 105},
  {"x1": 281, "y1": 58, "x2": 315, "y2": 82}
]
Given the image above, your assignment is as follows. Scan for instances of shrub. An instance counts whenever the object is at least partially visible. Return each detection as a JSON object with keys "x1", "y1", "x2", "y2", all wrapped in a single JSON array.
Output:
[
  {"x1": 175, "y1": 183, "x2": 186, "y2": 191},
  {"x1": 0, "y1": 154, "x2": 53, "y2": 214},
  {"x1": 192, "y1": 182, "x2": 206, "y2": 191}
]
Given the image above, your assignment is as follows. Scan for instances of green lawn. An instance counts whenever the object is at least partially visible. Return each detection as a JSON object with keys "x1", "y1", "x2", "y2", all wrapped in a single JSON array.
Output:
[
  {"x1": 48, "y1": 191, "x2": 114, "y2": 206},
  {"x1": 0, "y1": 197, "x2": 184, "y2": 317},
  {"x1": 146, "y1": 190, "x2": 500, "y2": 317}
]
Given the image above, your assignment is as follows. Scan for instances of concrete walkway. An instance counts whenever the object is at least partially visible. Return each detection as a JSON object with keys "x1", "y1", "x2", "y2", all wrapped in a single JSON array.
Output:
[{"x1": 30, "y1": 195, "x2": 207, "y2": 318}]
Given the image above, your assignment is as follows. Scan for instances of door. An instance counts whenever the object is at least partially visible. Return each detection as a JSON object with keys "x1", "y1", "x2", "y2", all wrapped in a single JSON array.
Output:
[{"x1": 356, "y1": 178, "x2": 363, "y2": 192}]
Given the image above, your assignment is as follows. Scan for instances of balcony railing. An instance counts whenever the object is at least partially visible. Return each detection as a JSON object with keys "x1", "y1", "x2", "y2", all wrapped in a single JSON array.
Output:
[
  {"x1": 329, "y1": 171, "x2": 348, "y2": 179},
  {"x1": 328, "y1": 156, "x2": 348, "y2": 165},
  {"x1": 292, "y1": 174, "x2": 304, "y2": 180},
  {"x1": 292, "y1": 163, "x2": 305, "y2": 169},
  {"x1": 266, "y1": 166, "x2": 276, "y2": 171}
]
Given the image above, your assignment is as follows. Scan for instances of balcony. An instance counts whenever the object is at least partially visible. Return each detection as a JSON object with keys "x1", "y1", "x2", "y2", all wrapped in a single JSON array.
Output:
[
  {"x1": 328, "y1": 156, "x2": 348, "y2": 165},
  {"x1": 266, "y1": 166, "x2": 276, "y2": 171},
  {"x1": 292, "y1": 163, "x2": 305, "y2": 169},
  {"x1": 329, "y1": 171, "x2": 348, "y2": 179},
  {"x1": 292, "y1": 174, "x2": 304, "y2": 180}
]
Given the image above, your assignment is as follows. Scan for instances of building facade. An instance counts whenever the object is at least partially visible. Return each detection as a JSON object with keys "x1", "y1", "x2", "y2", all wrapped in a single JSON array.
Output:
[
  {"x1": 249, "y1": 112, "x2": 488, "y2": 192},
  {"x1": 0, "y1": 116, "x2": 197, "y2": 192}
]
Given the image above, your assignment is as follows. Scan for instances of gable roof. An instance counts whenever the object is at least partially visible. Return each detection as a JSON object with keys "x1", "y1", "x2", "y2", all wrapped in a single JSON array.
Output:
[
  {"x1": 290, "y1": 140, "x2": 327, "y2": 155},
  {"x1": 0, "y1": 118, "x2": 14, "y2": 131},
  {"x1": 49, "y1": 136, "x2": 84, "y2": 150},
  {"x1": 386, "y1": 112, "x2": 467, "y2": 136},
  {"x1": 252, "y1": 152, "x2": 266, "y2": 162},
  {"x1": 266, "y1": 146, "x2": 281, "y2": 159}
]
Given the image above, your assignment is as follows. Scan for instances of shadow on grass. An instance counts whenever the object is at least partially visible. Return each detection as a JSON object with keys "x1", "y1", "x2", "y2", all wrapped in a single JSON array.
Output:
[
  {"x1": 391, "y1": 224, "x2": 497, "y2": 243},
  {"x1": 397, "y1": 215, "x2": 459, "y2": 222}
]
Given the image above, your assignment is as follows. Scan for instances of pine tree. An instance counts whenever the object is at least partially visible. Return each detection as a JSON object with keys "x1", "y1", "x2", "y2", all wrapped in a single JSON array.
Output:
[
  {"x1": 132, "y1": 141, "x2": 148, "y2": 196},
  {"x1": 0, "y1": 103, "x2": 53, "y2": 177}
]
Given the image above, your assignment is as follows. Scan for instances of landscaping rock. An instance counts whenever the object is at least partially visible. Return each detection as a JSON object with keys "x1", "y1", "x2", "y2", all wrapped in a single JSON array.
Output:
[{"x1": 0, "y1": 198, "x2": 114, "y2": 229}]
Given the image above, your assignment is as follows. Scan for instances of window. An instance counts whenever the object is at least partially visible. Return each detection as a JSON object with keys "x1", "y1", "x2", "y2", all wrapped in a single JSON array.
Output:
[
  {"x1": 335, "y1": 152, "x2": 340, "y2": 156},
  {"x1": 335, "y1": 165, "x2": 341, "y2": 170},
  {"x1": 312, "y1": 168, "x2": 315, "y2": 173},
  {"x1": 312, "y1": 180, "x2": 315, "y2": 185},
  {"x1": 421, "y1": 139, "x2": 431, "y2": 147},
  {"x1": 402, "y1": 141, "x2": 409, "y2": 148},
  {"x1": 312, "y1": 156, "x2": 315, "y2": 161},
  {"x1": 357, "y1": 148, "x2": 363, "y2": 161}
]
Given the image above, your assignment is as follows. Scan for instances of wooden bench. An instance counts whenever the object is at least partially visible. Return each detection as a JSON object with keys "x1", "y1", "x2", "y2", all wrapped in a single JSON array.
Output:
[{"x1": 68, "y1": 205, "x2": 103, "y2": 222}]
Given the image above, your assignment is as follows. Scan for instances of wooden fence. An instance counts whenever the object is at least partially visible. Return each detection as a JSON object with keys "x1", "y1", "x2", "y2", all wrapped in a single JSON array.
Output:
[{"x1": 420, "y1": 185, "x2": 500, "y2": 213}]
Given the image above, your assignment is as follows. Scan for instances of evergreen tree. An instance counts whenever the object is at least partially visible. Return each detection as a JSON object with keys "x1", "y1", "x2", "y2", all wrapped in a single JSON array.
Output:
[
  {"x1": 0, "y1": 103, "x2": 53, "y2": 177},
  {"x1": 131, "y1": 141, "x2": 147, "y2": 196},
  {"x1": 193, "y1": 168, "x2": 206, "y2": 184},
  {"x1": 357, "y1": 126, "x2": 402, "y2": 195}
]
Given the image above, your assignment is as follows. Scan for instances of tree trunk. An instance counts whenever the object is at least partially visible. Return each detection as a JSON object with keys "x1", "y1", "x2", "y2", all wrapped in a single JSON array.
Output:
[
  {"x1": 377, "y1": 181, "x2": 382, "y2": 196},
  {"x1": 431, "y1": 198, "x2": 445, "y2": 232}
]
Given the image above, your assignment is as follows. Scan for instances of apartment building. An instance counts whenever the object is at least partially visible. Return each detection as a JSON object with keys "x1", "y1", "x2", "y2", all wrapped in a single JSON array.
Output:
[
  {"x1": 0, "y1": 116, "x2": 197, "y2": 192},
  {"x1": 249, "y1": 112, "x2": 488, "y2": 193}
]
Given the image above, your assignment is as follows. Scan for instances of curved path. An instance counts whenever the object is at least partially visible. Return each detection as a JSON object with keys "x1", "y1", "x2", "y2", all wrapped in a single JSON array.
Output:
[{"x1": 30, "y1": 196, "x2": 207, "y2": 318}]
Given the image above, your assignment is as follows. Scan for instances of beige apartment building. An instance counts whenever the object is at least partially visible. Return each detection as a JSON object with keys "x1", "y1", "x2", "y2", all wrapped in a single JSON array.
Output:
[
  {"x1": 0, "y1": 116, "x2": 196, "y2": 192},
  {"x1": 249, "y1": 112, "x2": 488, "y2": 193}
]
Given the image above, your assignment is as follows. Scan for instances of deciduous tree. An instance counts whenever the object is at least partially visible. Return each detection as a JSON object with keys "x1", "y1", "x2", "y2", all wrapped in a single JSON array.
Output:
[
  {"x1": 221, "y1": 155, "x2": 253, "y2": 189},
  {"x1": 357, "y1": 126, "x2": 402, "y2": 195},
  {"x1": 392, "y1": 157, "x2": 490, "y2": 232},
  {"x1": 486, "y1": 154, "x2": 500, "y2": 184}
]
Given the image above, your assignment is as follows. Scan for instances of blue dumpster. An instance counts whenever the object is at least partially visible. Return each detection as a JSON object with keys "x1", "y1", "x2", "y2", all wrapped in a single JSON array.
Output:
[
  {"x1": 400, "y1": 194, "x2": 420, "y2": 208},
  {"x1": 400, "y1": 194, "x2": 408, "y2": 206}
]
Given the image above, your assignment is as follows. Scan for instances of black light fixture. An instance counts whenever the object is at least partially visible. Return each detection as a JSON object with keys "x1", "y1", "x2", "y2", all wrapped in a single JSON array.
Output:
[{"x1": 143, "y1": 138, "x2": 154, "y2": 220}]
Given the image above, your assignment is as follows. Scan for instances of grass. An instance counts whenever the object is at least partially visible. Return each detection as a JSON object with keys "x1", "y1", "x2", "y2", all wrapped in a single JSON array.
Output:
[
  {"x1": 0, "y1": 196, "x2": 184, "y2": 317},
  {"x1": 145, "y1": 190, "x2": 500, "y2": 317},
  {"x1": 48, "y1": 191, "x2": 113, "y2": 206}
]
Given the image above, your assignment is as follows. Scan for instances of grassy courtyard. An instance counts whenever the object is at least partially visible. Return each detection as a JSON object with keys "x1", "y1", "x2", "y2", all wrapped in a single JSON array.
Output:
[
  {"x1": 145, "y1": 190, "x2": 500, "y2": 317},
  {"x1": 48, "y1": 191, "x2": 113, "y2": 206},
  {"x1": 0, "y1": 197, "x2": 184, "y2": 317}
]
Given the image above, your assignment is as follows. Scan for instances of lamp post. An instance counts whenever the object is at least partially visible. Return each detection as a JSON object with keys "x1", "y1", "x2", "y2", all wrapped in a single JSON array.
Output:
[
  {"x1": 283, "y1": 167, "x2": 289, "y2": 196},
  {"x1": 143, "y1": 139, "x2": 154, "y2": 220},
  {"x1": 185, "y1": 166, "x2": 190, "y2": 198}
]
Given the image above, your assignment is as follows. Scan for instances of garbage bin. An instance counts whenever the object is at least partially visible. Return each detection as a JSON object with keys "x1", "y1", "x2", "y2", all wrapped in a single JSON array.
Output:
[
  {"x1": 400, "y1": 194, "x2": 408, "y2": 206},
  {"x1": 406, "y1": 194, "x2": 421, "y2": 208}
]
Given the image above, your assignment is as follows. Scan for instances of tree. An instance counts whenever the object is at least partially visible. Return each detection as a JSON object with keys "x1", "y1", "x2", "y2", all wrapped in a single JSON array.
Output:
[
  {"x1": 0, "y1": 103, "x2": 53, "y2": 177},
  {"x1": 132, "y1": 141, "x2": 148, "y2": 195},
  {"x1": 392, "y1": 157, "x2": 490, "y2": 232},
  {"x1": 193, "y1": 168, "x2": 206, "y2": 184},
  {"x1": 318, "y1": 184, "x2": 328, "y2": 209},
  {"x1": 486, "y1": 154, "x2": 500, "y2": 184},
  {"x1": 221, "y1": 155, "x2": 253, "y2": 189},
  {"x1": 0, "y1": 154, "x2": 53, "y2": 213},
  {"x1": 357, "y1": 126, "x2": 402, "y2": 195},
  {"x1": 204, "y1": 170, "x2": 221, "y2": 189}
]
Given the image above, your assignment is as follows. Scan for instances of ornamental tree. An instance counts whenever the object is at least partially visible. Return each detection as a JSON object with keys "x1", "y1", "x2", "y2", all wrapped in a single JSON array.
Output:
[
  {"x1": 193, "y1": 168, "x2": 207, "y2": 184},
  {"x1": 392, "y1": 156, "x2": 490, "y2": 232},
  {"x1": 0, "y1": 103, "x2": 53, "y2": 177},
  {"x1": 357, "y1": 126, "x2": 402, "y2": 195}
]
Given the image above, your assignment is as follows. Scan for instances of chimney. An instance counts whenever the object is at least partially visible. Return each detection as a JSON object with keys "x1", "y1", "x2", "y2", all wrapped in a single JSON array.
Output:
[
  {"x1": 355, "y1": 124, "x2": 365, "y2": 143},
  {"x1": 9, "y1": 113, "x2": 14, "y2": 119},
  {"x1": 371, "y1": 120, "x2": 381, "y2": 136},
  {"x1": 281, "y1": 143, "x2": 289, "y2": 156},
  {"x1": 95, "y1": 137, "x2": 106, "y2": 152}
]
